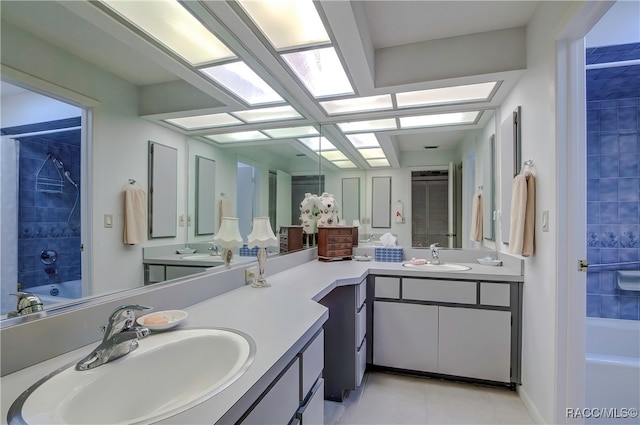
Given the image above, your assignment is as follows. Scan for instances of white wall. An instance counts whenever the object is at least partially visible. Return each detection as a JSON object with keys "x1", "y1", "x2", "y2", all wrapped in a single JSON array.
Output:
[
  {"x1": 1, "y1": 90, "x2": 81, "y2": 126},
  {"x1": 1, "y1": 21, "x2": 189, "y2": 296},
  {"x1": 585, "y1": 0, "x2": 640, "y2": 48},
  {"x1": 496, "y1": 2, "x2": 580, "y2": 423}
]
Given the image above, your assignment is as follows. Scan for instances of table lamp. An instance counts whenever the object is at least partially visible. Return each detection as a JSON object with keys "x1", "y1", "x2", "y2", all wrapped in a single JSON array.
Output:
[
  {"x1": 212, "y1": 217, "x2": 244, "y2": 268},
  {"x1": 247, "y1": 217, "x2": 278, "y2": 287}
]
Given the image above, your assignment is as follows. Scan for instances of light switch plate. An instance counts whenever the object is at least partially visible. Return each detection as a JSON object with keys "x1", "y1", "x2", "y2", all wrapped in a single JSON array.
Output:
[
  {"x1": 542, "y1": 210, "x2": 549, "y2": 232},
  {"x1": 104, "y1": 214, "x2": 113, "y2": 228}
]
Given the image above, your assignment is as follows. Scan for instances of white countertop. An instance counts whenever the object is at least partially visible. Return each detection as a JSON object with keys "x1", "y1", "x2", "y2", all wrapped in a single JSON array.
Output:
[{"x1": 1, "y1": 259, "x2": 521, "y2": 424}]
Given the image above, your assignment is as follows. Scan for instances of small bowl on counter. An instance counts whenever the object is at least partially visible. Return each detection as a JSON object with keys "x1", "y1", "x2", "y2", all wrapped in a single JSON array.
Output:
[{"x1": 476, "y1": 257, "x2": 502, "y2": 266}]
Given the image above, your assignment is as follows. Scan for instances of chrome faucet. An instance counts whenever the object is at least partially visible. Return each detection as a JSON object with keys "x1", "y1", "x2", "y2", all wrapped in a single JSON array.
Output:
[
  {"x1": 76, "y1": 304, "x2": 151, "y2": 371},
  {"x1": 208, "y1": 242, "x2": 219, "y2": 256},
  {"x1": 430, "y1": 243, "x2": 441, "y2": 265},
  {"x1": 8, "y1": 292, "x2": 44, "y2": 317}
]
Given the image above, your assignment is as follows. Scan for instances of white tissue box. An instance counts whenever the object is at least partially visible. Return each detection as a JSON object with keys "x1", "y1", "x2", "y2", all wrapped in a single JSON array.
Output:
[{"x1": 374, "y1": 247, "x2": 404, "y2": 262}]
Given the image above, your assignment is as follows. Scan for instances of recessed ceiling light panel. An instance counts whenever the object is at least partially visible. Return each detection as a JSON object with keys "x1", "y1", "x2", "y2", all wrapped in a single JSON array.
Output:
[
  {"x1": 102, "y1": 0, "x2": 236, "y2": 66},
  {"x1": 298, "y1": 136, "x2": 333, "y2": 152},
  {"x1": 338, "y1": 118, "x2": 397, "y2": 133},
  {"x1": 200, "y1": 61, "x2": 284, "y2": 105},
  {"x1": 165, "y1": 113, "x2": 241, "y2": 130},
  {"x1": 320, "y1": 150, "x2": 348, "y2": 161},
  {"x1": 346, "y1": 133, "x2": 380, "y2": 148},
  {"x1": 282, "y1": 47, "x2": 354, "y2": 98},
  {"x1": 263, "y1": 126, "x2": 319, "y2": 139},
  {"x1": 396, "y1": 82, "x2": 497, "y2": 108},
  {"x1": 206, "y1": 130, "x2": 269, "y2": 143},
  {"x1": 237, "y1": 0, "x2": 330, "y2": 50},
  {"x1": 231, "y1": 106, "x2": 302, "y2": 123},
  {"x1": 358, "y1": 148, "x2": 386, "y2": 159},
  {"x1": 332, "y1": 160, "x2": 357, "y2": 169},
  {"x1": 400, "y1": 111, "x2": 479, "y2": 129},
  {"x1": 320, "y1": 95, "x2": 393, "y2": 115},
  {"x1": 367, "y1": 158, "x2": 390, "y2": 167}
]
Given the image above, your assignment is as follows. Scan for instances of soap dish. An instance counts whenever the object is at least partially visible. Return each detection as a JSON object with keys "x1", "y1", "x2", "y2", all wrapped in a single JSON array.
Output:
[
  {"x1": 477, "y1": 257, "x2": 502, "y2": 266},
  {"x1": 137, "y1": 310, "x2": 188, "y2": 331},
  {"x1": 177, "y1": 248, "x2": 196, "y2": 254}
]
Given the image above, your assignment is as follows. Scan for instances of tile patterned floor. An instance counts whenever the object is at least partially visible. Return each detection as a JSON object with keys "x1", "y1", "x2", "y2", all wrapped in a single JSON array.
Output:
[{"x1": 331, "y1": 372, "x2": 535, "y2": 425}]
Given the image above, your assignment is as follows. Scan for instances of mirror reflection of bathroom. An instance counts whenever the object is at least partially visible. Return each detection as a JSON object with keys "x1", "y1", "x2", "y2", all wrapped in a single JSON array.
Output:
[{"x1": 0, "y1": 82, "x2": 85, "y2": 316}]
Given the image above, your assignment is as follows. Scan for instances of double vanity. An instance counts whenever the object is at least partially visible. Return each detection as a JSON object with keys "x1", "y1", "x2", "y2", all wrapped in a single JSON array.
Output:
[{"x1": 1, "y1": 249, "x2": 523, "y2": 424}]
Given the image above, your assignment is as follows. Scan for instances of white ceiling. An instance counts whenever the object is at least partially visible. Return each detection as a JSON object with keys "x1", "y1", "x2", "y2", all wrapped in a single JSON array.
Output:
[
  {"x1": 361, "y1": 1, "x2": 537, "y2": 49},
  {"x1": 1, "y1": 0, "x2": 539, "y2": 170}
]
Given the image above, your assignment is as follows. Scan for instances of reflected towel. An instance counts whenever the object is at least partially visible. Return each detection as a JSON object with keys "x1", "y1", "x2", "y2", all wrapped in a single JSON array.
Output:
[
  {"x1": 123, "y1": 187, "x2": 147, "y2": 245},
  {"x1": 508, "y1": 171, "x2": 535, "y2": 257},
  {"x1": 470, "y1": 193, "x2": 483, "y2": 242},
  {"x1": 219, "y1": 195, "x2": 232, "y2": 227}
]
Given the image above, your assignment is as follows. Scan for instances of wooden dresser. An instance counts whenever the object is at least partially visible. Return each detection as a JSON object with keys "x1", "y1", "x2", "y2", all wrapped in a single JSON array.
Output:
[
  {"x1": 279, "y1": 226, "x2": 304, "y2": 253},
  {"x1": 317, "y1": 226, "x2": 358, "y2": 261}
]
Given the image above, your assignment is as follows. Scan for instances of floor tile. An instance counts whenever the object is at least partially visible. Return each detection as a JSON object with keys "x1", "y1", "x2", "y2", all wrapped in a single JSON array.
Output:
[{"x1": 337, "y1": 372, "x2": 535, "y2": 425}]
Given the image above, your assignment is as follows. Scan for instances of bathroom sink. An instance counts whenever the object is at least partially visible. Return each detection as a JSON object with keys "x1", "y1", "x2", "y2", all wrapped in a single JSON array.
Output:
[
  {"x1": 180, "y1": 254, "x2": 223, "y2": 261},
  {"x1": 9, "y1": 328, "x2": 256, "y2": 425},
  {"x1": 402, "y1": 262, "x2": 471, "y2": 272}
]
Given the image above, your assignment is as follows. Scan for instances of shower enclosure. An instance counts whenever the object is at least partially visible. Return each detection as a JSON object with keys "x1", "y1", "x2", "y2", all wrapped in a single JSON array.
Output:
[
  {"x1": 0, "y1": 121, "x2": 83, "y2": 315},
  {"x1": 584, "y1": 42, "x2": 640, "y2": 423}
]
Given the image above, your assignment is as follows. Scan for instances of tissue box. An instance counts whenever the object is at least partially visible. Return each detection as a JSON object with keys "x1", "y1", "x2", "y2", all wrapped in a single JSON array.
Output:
[
  {"x1": 374, "y1": 247, "x2": 404, "y2": 262},
  {"x1": 239, "y1": 245, "x2": 260, "y2": 256}
]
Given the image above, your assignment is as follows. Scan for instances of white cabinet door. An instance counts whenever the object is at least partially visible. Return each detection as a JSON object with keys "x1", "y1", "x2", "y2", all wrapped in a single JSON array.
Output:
[
  {"x1": 438, "y1": 307, "x2": 511, "y2": 382},
  {"x1": 242, "y1": 358, "x2": 300, "y2": 425},
  {"x1": 373, "y1": 301, "x2": 438, "y2": 372}
]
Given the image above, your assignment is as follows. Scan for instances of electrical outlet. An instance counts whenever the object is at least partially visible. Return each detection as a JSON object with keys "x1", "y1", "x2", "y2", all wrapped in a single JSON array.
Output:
[
  {"x1": 179, "y1": 214, "x2": 185, "y2": 227},
  {"x1": 245, "y1": 266, "x2": 258, "y2": 284}
]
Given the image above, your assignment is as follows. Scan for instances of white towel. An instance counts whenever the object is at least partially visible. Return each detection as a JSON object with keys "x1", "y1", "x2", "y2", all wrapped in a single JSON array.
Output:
[
  {"x1": 509, "y1": 171, "x2": 535, "y2": 257},
  {"x1": 470, "y1": 193, "x2": 483, "y2": 242},
  {"x1": 123, "y1": 187, "x2": 147, "y2": 245}
]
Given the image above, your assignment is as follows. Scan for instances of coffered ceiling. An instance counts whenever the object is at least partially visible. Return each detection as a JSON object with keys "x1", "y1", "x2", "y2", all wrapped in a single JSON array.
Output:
[{"x1": 1, "y1": 0, "x2": 538, "y2": 170}]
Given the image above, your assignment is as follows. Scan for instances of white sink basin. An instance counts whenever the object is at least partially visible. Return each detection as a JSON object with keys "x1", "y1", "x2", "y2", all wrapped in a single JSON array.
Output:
[
  {"x1": 180, "y1": 254, "x2": 223, "y2": 261},
  {"x1": 402, "y1": 262, "x2": 471, "y2": 271},
  {"x1": 9, "y1": 328, "x2": 255, "y2": 425}
]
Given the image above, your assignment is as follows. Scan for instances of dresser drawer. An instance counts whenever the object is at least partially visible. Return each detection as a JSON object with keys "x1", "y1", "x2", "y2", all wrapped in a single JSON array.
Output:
[
  {"x1": 356, "y1": 280, "x2": 367, "y2": 309},
  {"x1": 403, "y1": 279, "x2": 476, "y2": 304},
  {"x1": 375, "y1": 276, "x2": 400, "y2": 299},
  {"x1": 356, "y1": 339, "x2": 366, "y2": 388},
  {"x1": 300, "y1": 330, "x2": 324, "y2": 400},
  {"x1": 480, "y1": 282, "x2": 510, "y2": 307}
]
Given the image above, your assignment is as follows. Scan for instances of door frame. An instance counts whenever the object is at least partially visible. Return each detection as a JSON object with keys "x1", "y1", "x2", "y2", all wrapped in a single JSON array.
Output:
[{"x1": 554, "y1": 2, "x2": 614, "y2": 423}]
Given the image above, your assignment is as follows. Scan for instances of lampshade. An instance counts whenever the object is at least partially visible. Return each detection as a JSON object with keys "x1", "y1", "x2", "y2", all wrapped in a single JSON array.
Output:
[
  {"x1": 212, "y1": 217, "x2": 244, "y2": 248},
  {"x1": 247, "y1": 217, "x2": 278, "y2": 248}
]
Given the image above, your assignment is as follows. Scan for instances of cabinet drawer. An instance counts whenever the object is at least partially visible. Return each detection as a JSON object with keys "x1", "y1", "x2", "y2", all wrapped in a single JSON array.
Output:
[
  {"x1": 356, "y1": 339, "x2": 366, "y2": 388},
  {"x1": 242, "y1": 358, "x2": 300, "y2": 425},
  {"x1": 356, "y1": 280, "x2": 367, "y2": 309},
  {"x1": 300, "y1": 330, "x2": 324, "y2": 400},
  {"x1": 403, "y1": 278, "x2": 476, "y2": 304},
  {"x1": 480, "y1": 282, "x2": 510, "y2": 307},
  {"x1": 356, "y1": 307, "x2": 366, "y2": 348},
  {"x1": 297, "y1": 378, "x2": 324, "y2": 425},
  {"x1": 327, "y1": 235, "x2": 352, "y2": 243},
  {"x1": 375, "y1": 276, "x2": 400, "y2": 299}
]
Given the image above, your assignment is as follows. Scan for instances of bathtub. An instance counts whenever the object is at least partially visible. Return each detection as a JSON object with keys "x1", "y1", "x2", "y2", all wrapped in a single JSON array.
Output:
[
  {"x1": 27, "y1": 280, "x2": 82, "y2": 307},
  {"x1": 586, "y1": 317, "x2": 640, "y2": 424}
]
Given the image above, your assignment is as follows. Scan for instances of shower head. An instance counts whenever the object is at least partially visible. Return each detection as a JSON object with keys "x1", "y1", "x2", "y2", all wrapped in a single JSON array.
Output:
[{"x1": 64, "y1": 171, "x2": 79, "y2": 188}]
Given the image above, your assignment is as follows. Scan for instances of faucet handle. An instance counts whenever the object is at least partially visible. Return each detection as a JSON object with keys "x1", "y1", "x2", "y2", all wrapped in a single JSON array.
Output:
[{"x1": 103, "y1": 305, "x2": 151, "y2": 342}]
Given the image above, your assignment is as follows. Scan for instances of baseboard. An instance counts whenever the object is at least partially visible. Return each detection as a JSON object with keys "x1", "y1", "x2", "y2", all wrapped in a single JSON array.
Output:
[{"x1": 518, "y1": 385, "x2": 547, "y2": 424}]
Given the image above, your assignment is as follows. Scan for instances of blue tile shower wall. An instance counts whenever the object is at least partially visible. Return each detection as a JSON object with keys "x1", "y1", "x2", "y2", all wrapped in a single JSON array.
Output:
[
  {"x1": 586, "y1": 43, "x2": 640, "y2": 320},
  {"x1": 16, "y1": 128, "x2": 81, "y2": 289}
]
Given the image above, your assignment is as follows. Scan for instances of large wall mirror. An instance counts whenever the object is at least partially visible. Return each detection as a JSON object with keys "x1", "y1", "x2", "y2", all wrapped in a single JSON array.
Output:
[{"x1": 148, "y1": 141, "x2": 178, "y2": 239}]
